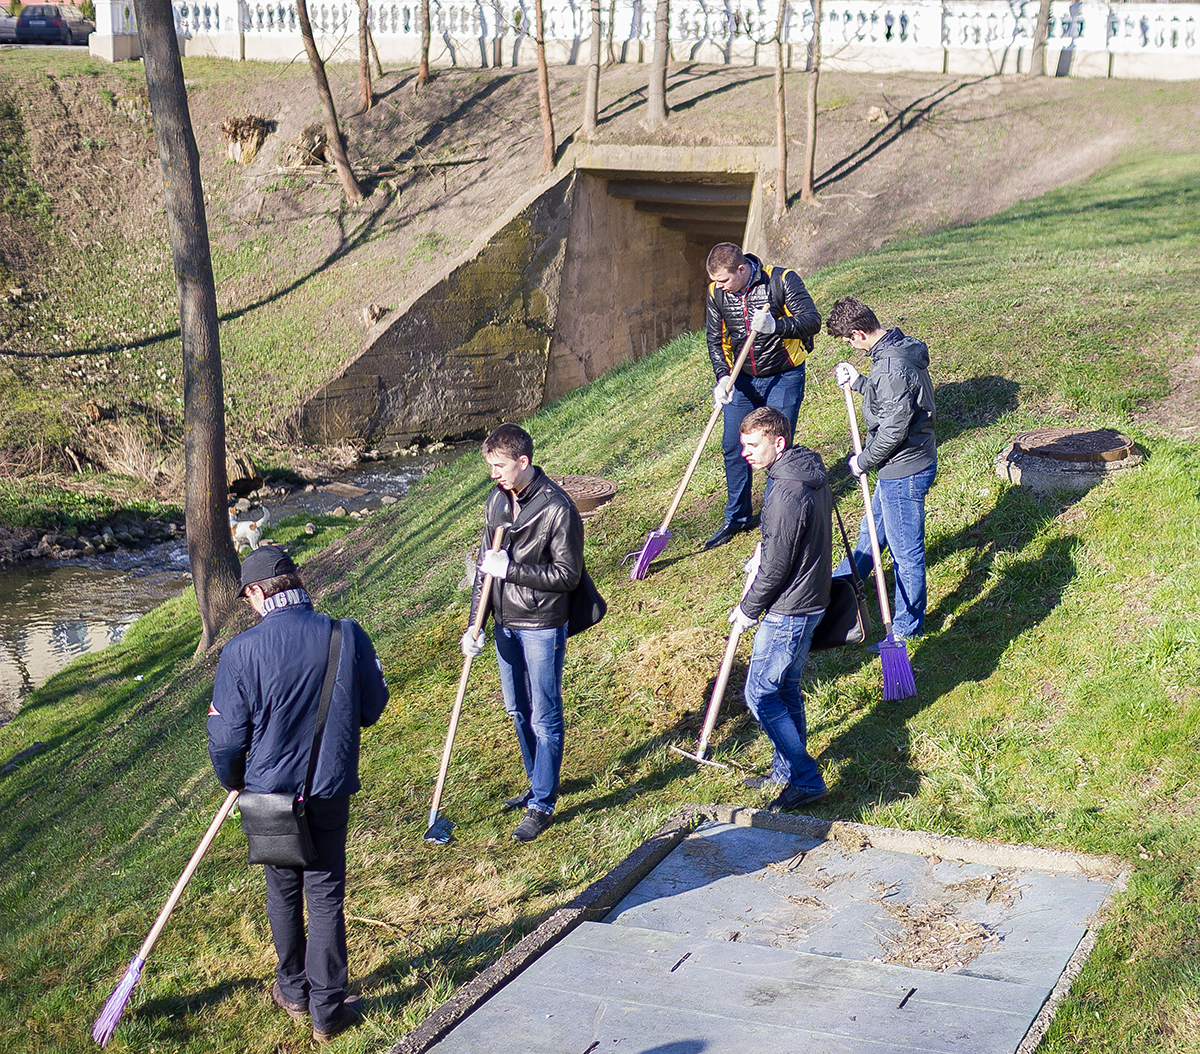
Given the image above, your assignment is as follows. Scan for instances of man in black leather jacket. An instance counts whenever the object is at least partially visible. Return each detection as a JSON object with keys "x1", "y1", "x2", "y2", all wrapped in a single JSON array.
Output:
[
  {"x1": 729, "y1": 407, "x2": 832, "y2": 813},
  {"x1": 827, "y1": 296, "x2": 937, "y2": 640},
  {"x1": 705, "y1": 242, "x2": 822, "y2": 549},
  {"x1": 464, "y1": 423, "x2": 584, "y2": 842}
]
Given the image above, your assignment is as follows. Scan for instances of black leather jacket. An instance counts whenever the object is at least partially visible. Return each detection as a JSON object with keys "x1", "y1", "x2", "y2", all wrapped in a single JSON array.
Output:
[
  {"x1": 741, "y1": 446, "x2": 833, "y2": 620},
  {"x1": 470, "y1": 467, "x2": 584, "y2": 630},
  {"x1": 849, "y1": 328, "x2": 937, "y2": 480},
  {"x1": 706, "y1": 253, "x2": 821, "y2": 379}
]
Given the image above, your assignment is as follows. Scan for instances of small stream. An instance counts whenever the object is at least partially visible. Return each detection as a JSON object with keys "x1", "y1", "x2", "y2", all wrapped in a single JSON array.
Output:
[{"x1": 0, "y1": 445, "x2": 469, "y2": 724}]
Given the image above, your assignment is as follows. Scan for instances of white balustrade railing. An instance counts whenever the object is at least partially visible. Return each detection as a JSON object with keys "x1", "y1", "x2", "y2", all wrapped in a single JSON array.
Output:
[{"x1": 96, "y1": 0, "x2": 1200, "y2": 64}]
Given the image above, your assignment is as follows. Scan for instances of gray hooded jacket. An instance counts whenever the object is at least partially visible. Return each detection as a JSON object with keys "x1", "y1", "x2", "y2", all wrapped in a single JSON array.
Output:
[{"x1": 851, "y1": 327, "x2": 937, "y2": 480}]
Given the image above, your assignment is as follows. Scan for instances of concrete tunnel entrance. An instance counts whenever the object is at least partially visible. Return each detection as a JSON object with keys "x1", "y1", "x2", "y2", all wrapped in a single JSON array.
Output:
[{"x1": 299, "y1": 151, "x2": 765, "y2": 449}]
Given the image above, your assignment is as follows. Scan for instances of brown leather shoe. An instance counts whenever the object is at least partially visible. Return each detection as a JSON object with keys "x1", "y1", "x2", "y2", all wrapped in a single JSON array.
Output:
[
  {"x1": 271, "y1": 981, "x2": 308, "y2": 1024},
  {"x1": 312, "y1": 996, "x2": 362, "y2": 1044}
]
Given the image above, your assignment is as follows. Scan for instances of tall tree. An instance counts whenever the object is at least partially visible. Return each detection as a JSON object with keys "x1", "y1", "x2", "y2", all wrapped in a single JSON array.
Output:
[
  {"x1": 132, "y1": 0, "x2": 240, "y2": 653},
  {"x1": 647, "y1": 0, "x2": 669, "y2": 127},
  {"x1": 1029, "y1": 0, "x2": 1052, "y2": 75},
  {"x1": 582, "y1": 0, "x2": 602, "y2": 139},
  {"x1": 356, "y1": 0, "x2": 373, "y2": 112},
  {"x1": 296, "y1": 0, "x2": 364, "y2": 201},
  {"x1": 799, "y1": 0, "x2": 821, "y2": 204},
  {"x1": 417, "y1": 0, "x2": 432, "y2": 88},
  {"x1": 773, "y1": 0, "x2": 788, "y2": 218},
  {"x1": 534, "y1": 0, "x2": 556, "y2": 172}
]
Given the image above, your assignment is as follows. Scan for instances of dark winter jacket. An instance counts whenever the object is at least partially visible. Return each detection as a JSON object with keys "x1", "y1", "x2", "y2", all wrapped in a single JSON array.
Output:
[
  {"x1": 741, "y1": 446, "x2": 833, "y2": 620},
  {"x1": 706, "y1": 253, "x2": 821, "y2": 379},
  {"x1": 207, "y1": 597, "x2": 389, "y2": 797},
  {"x1": 850, "y1": 327, "x2": 937, "y2": 480},
  {"x1": 470, "y1": 467, "x2": 584, "y2": 630}
]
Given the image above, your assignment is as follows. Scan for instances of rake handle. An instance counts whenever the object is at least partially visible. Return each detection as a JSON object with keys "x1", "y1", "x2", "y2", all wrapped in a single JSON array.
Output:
[
  {"x1": 137, "y1": 788, "x2": 240, "y2": 963},
  {"x1": 842, "y1": 383, "x2": 895, "y2": 632},
  {"x1": 695, "y1": 623, "x2": 745, "y2": 758},
  {"x1": 427, "y1": 526, "x2": 505, "y2": 825},
  {"x1": 657, "y1": 331, "x2": 757, "y2": 534}
]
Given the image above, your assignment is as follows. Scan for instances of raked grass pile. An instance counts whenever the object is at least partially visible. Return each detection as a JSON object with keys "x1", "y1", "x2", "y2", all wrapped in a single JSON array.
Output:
[{"x1": 1, "y1": 149, "x2": 1199, "y2": 1053}]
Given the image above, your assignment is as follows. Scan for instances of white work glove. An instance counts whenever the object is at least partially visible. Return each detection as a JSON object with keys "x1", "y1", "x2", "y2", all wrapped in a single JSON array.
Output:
[
  {"x1": 479, "y1": 548, "x2": 509, "y2": 580},
  {"x1": 461, "y1": 627, "x2": 485, "y2": 658},
  {"x1": 835, "y1": 361, "x2": 860, "y2": 388},
  {"x1": 848, "y1": 454, "x2": 865, "y2": 478},
  {"x1": 712, "y1": 378, "x2": 734, "y2": 410},
  {"x1": 729, "y1": 605, "x2": 757, "y2": 631},
  {"x1": 750, "y1": 307, "x2": 777, "y2": 335},
  {"x1": 742, "y1": 542, "x2": 762, "y2": 579}
]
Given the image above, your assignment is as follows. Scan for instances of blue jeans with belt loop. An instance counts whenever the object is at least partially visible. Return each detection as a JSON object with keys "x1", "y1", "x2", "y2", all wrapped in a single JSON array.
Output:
[
  {"x1": 743, "y1": 611, "x2": 826, "y2": 795},
  {"x1": 835, "y1": 461, "x2": 937, "y2": 640},
  {"x1": 494, "y1": 624, "x2": 567, "y2": 815},
  {"x1": 721, "y1": 364, "x2": 806, "y2": 528}
]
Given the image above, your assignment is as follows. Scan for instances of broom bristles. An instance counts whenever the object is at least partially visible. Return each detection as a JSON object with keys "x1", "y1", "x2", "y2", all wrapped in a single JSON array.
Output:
[
  {"x1": 92, "y1": 956, "x2": 144, "y2": 1047},
  {"x1": 880, "y1": 637, "x2": 917, "y2": 701}
]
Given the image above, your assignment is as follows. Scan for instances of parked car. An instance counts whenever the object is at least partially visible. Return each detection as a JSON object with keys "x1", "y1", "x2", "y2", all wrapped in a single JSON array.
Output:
[
  {"x1": 15, "y1": 4, "x2": 94, "y2": 44},
  {"x1": 0, "y1": 10, "x2": 18, "y2": 43}
]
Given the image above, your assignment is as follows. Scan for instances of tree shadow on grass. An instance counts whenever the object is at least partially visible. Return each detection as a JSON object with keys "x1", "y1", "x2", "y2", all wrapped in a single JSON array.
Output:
[{"x1": 816, "y1": 479, "x2": 1085, "y2": 818}]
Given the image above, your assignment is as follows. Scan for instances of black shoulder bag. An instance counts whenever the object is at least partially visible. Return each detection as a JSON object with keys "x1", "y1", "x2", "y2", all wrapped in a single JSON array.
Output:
[
  {"x1": 238, "y1": 620, "x2": 343, "y2": 867},
  {"x1": 567, "y1": 563, "x2": 607, "y2": 637},
  {"x1": 811, "y1": 504, "x2": 872, "y2": 652}
]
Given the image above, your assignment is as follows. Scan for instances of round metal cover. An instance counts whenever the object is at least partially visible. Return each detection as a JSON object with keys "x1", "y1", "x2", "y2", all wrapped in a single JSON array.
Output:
[
  {"x1": 1011, "y1": 428, "x2": 1135, "y2": 464},
  {"x1": 548, "y1": 474, "x2": 619, "y2": 514}
]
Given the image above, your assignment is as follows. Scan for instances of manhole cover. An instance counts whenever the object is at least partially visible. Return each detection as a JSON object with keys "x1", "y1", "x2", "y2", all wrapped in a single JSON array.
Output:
[
  {"x1": 549, "y1": 475, "x2": 619, "y2": 515},
  {"x1": 1012, "y1": 428, "x2": 1134, "y2": 464}
]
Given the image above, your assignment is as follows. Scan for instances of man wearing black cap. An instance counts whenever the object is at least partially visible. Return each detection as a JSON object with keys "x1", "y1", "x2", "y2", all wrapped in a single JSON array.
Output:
[{"x1": 208, "y1": 546, "x2": 389, "y2": 1044}]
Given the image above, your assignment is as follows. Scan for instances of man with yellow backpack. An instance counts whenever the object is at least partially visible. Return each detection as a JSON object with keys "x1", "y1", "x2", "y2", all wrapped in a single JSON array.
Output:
[{"x1": 704, "y1": 243, "x2": 822, "y2": 549}]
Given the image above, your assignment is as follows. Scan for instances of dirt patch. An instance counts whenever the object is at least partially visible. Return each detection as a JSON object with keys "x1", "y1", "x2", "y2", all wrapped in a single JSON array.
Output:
[
  {"x1": 876, "y1": 898, "x2": 999, "y2": 971},
  {"x1": 626, "y1": 625, "x2": 731, "y2": 723}
]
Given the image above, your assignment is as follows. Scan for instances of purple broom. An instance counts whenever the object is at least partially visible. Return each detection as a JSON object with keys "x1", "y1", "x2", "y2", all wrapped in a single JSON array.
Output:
[
  {"x1": 625, "y1": 332, "x2": 757, "y2": 580},
  {"x1": 93, "y1": 789, "x2": 240, "y2": 1046},
  {"x1": 841, "y1": 383, "x2": 917, "y2": 701}
]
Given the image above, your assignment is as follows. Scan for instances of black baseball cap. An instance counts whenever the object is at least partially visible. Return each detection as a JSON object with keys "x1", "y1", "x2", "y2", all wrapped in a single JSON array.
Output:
[{"x1": 239, "y1": 545, "x2": 298, "y2": 595}]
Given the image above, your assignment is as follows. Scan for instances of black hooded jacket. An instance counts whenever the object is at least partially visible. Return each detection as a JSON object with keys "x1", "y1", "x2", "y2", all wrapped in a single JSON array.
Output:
[
  {"x1": 850, "y1": 327, "x2": 937, "y2": 480},
  {"x1": 741, "y1": 445, "x2": 833, "y2": 620}
]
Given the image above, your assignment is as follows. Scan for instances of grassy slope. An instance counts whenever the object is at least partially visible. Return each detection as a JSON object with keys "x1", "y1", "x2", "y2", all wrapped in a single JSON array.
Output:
[{"x1": 1, "y1": 150, "x2": 1199, "y2": 1052}]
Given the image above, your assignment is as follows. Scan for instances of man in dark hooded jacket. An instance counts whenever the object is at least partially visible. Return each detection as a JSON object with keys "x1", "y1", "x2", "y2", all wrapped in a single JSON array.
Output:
[
  {"x1": 827, "y1": 296, "x2": 937, "y2": 641},
  {"x1": 729, "y1": 407, "x2": 832, "y2": 813}
]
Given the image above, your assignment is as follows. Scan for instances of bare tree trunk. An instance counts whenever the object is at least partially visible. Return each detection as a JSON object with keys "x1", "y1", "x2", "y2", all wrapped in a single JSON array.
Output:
[
  {"x1": 417, "y1": 0, "x2": 431, "y2": 88},
  {"x1": 534, "y1": 0, "x2": 556, "y2": 172},
  {"x1": 773, "y1": 0, "x2": 788, "y2": 218},
  {"x1": 647, "y1": 0, "x2": 669, "y2": 127},
  {"x1": 357, "y1": 0, "x2": 373, "y2": 112},
  {"x1": 132, "y1": 0, "x2": 239, "y2": 654},
  {"x1": 605, "y1": 0, "x2": 617, "y2": 64},
  {"x1": 369, "y1": 27, "x2": 384, "y2": 77},
  {"x1": 800, "y1": 0, "x2": 820, "y2": 204},
  {"x1": 296, "y1": 0, "x2": 365, "y2": 202},
  {"x1": 1029, "y1": 0, "x2": 1051, "y2": 75},
  {"x1": 582, "y1": 0, "x2": 602, "y2": 139}
]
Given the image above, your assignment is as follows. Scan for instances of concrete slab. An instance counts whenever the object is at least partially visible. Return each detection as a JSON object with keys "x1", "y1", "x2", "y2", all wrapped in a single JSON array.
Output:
[{"x1": 393, "y1": 807, "x2": 1124, "y2": 1054}]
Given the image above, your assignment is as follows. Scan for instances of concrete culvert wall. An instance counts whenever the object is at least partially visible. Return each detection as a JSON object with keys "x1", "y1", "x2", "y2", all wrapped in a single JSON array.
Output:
[{"x1": 299, "y1": 147, "x2": 766, "y2": 448}]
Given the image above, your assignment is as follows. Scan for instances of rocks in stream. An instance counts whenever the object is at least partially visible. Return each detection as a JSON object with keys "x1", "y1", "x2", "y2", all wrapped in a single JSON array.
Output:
[{"x1": 0, "y1": 515, "x2": 186, "y2": 567}]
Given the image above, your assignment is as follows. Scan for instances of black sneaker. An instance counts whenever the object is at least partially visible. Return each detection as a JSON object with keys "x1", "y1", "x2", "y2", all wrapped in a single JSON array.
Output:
[
  {"x1": 743, "y1": 775, "x2": 784, "y2": 791},
  {"x1": 504, "y1": 789, "x2": 533, "y2": 810},
  {"x1": 312, "y1": 996, "x2": 361, "y2": 1044},
  {"x1": 766, "y1": 785, "x2": 828, "y2": 813},
  {"x1": 271, "y1": 981, "x2": 307, "y2": 1023},
  {"x1": 513, "y1": 808, "x2": 553, "y2": 842},
  {"x1": 704, "y1": 523, "x2": 739, "y2": 549}
]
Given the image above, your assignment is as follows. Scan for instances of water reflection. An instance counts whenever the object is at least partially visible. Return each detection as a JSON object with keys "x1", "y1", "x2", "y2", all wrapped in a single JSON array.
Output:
[{"x1": 0, "y1": 545, "x2": 193, "y2": 723}]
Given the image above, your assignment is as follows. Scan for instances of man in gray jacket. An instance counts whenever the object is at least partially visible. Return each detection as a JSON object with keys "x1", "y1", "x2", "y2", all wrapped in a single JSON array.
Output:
[
  {"x1": 730, "y1": 407, "x2": 833, "y2": 812},
  {"x1": 827, "y1": 296, "x2": 937, "y2": 641}
]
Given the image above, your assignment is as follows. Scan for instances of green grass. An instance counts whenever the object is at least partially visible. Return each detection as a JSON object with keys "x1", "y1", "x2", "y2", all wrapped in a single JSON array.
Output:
[{"x1": 1, "y1": 149, "x2": 1200, "y2": 1052}]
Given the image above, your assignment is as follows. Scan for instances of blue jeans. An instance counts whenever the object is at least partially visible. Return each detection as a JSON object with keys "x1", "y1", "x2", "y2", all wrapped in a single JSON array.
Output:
[
  {"x1": 494, "y1": 624, "x2": 567, "y2": 815},
  {"x1": 721, "y1": 364, "x2": 806, "y2": 528},
  {"x1": 835, "y1": 461, "x2": 937, "y2": 639},
  {"x1": 743, "y1": 611, "x2": 825, "y2": 795}
]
